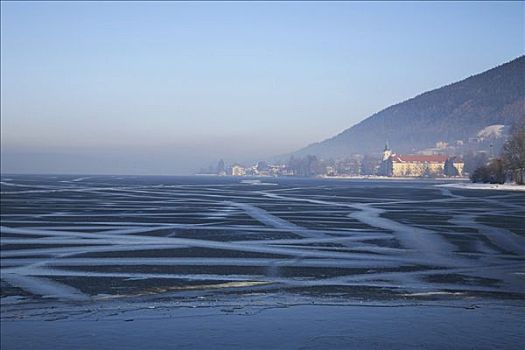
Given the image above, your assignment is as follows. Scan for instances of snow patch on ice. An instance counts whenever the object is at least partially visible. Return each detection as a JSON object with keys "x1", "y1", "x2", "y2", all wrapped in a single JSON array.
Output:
[{"x1": 2, "y1": 274, "x2": 90, "y2": 301}]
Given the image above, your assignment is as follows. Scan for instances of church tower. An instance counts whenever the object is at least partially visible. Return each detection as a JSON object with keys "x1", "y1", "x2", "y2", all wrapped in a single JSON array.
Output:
[
  {"x1": 379, "y1": 142, "x2": 393, "y2": 176},
  {"x1": 382, "y1": 142, "x2": 392, "y2": 161}
]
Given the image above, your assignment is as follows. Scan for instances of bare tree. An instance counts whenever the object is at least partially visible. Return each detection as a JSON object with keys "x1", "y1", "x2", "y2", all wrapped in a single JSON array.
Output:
[{"x1": 501, "y1": 125, "x2": 525, "y2": 185}]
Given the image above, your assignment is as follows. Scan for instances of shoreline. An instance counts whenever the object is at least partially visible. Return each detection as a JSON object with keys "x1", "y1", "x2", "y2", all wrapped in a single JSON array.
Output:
[
  {"x1": 437, "y1": 182, "x2": 525, "y2": 191},
  {"x1": 2, "y1": 300, "x2": 524, "y2": 350},
  {"x1": 319, "y1": 175, "x2": 470, "y2": 181}
]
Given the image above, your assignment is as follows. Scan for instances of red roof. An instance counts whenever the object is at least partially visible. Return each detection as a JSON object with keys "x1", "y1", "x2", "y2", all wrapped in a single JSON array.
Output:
[{"x1": 391, "y1": 154, "x2": 449, "y2": 163}]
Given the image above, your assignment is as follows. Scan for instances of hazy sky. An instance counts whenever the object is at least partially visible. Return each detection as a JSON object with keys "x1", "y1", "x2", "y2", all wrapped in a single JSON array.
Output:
[{"x1": 1, "y1": 1, "x2": 524, "y2": 175}]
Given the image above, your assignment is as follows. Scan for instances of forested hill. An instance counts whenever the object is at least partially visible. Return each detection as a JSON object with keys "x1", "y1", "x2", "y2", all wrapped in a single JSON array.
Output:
[{"x1": 293, "y1": 55, "x2": 525, "y2": 158}]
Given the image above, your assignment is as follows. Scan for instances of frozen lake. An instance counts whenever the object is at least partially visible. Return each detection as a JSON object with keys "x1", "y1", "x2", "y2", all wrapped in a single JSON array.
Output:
[{"x1": 1, "y1": 175, "x2": 524, "y2": 348}]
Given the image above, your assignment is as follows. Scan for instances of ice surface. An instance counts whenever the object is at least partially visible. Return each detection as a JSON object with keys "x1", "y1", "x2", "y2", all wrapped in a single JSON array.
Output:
[
  {"x1": 2, "y1": 175, "x2": 525, "y2": 349},
  {"x1": 1, "y1": 175, "x2": 524, "y2": 303}
]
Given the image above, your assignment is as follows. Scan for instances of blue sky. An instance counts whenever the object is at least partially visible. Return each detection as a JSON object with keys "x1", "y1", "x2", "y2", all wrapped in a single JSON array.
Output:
[{"x1": 1, "y1": 1, "x2": 524, "y2": 174}]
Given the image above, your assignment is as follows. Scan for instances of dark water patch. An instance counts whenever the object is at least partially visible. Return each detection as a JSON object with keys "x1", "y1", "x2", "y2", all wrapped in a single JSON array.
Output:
[
  {"x1": 440, "y1": 233, "x2": 483, "y2": 253},
  {"x1": 75, "y1": 247, "x2": 291, "y2": 259},
  {"x1": 424, "y1": 274, "x2": 501, "y2": 287},
  {"x1": 0, "y1": 279, "x2": 35, "y2": 298},
  {"x1": 477, "y1": 215, "x2": 525, "y2": 236},
  {"x1": 172, "y1": 229, "x2": 302, "y2": 242},
  {"x1": 49, "y1": 276, "x2": 238, "y2": 296},
  {"x1": 59, "y1": 264, "x2": 267, "y2": 277},
  {"x1": 429, "y1": 226, "x2": 479, "y2": 234},
  {"x1": 363, "y1": 238, "x2": 402, "y2": 248},
  {"x1": 0, "y1": 233, "x2": 47, "y2": 239},
  {"x1": 1, "y1": 244, "x2": 109, "y2": 251},
  {"x1": 381, "y1": 212, "x2": 452, "y2": 226}
]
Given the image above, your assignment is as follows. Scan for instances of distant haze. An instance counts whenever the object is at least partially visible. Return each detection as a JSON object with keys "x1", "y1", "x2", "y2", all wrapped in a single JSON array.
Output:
[{"x1": 1, "y1": 1, "x2": 524, "y2": 175}]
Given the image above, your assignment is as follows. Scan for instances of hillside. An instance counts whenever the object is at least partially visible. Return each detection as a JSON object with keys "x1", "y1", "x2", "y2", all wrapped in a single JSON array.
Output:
[{"x1": 293, "y1": 56, "x2": 525, "y2": 158}]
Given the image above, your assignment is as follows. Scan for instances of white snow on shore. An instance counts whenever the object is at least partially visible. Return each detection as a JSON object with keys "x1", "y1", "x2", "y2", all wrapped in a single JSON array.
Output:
[
  {"x1": 437, "y1": 182, "x2": 525, "y2": 191},
  {"x1": 320, "y1": 175, "x2": 470, "y2": 181}
]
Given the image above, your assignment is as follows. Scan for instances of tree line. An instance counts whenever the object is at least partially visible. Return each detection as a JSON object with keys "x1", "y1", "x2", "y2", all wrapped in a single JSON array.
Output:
[{"x1": 470, "y1": 125, "x2": 525, "y2": 185}]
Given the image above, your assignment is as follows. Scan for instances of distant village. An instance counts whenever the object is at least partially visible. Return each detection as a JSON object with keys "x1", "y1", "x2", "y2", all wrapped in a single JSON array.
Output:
[{"x1": 200, "y1": 140, "x2": 493, "y2": 179}]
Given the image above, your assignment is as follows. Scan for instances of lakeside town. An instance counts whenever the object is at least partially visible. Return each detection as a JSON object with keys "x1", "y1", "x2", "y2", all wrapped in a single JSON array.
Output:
[
  {"x1": 202, "y1": 140, "x2": 494, "y2": 180},
  {"x1": 203, "y1": 125, "x2": 524, "y2": 185},
  {"x1": 206, "y1": 154, "x2": 464, "y2": 179},
  {"x1": 204, "y1": 147, "x2": 469, "y2": 179},
  {"x1": 201, "y1": 123, "x2": 524, "y2": 185}
]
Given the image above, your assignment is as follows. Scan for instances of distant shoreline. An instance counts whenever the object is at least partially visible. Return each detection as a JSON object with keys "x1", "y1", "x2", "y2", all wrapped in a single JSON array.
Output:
[
  {"x1": 319, "y1": 175, "x2": 470, "y2": 181},
  {"x1": 437, "y1": 182, "x2": 525, "y2": 191},
  {"x1": 196, "y1": 174, "x2": 471, "y2": 182}
]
